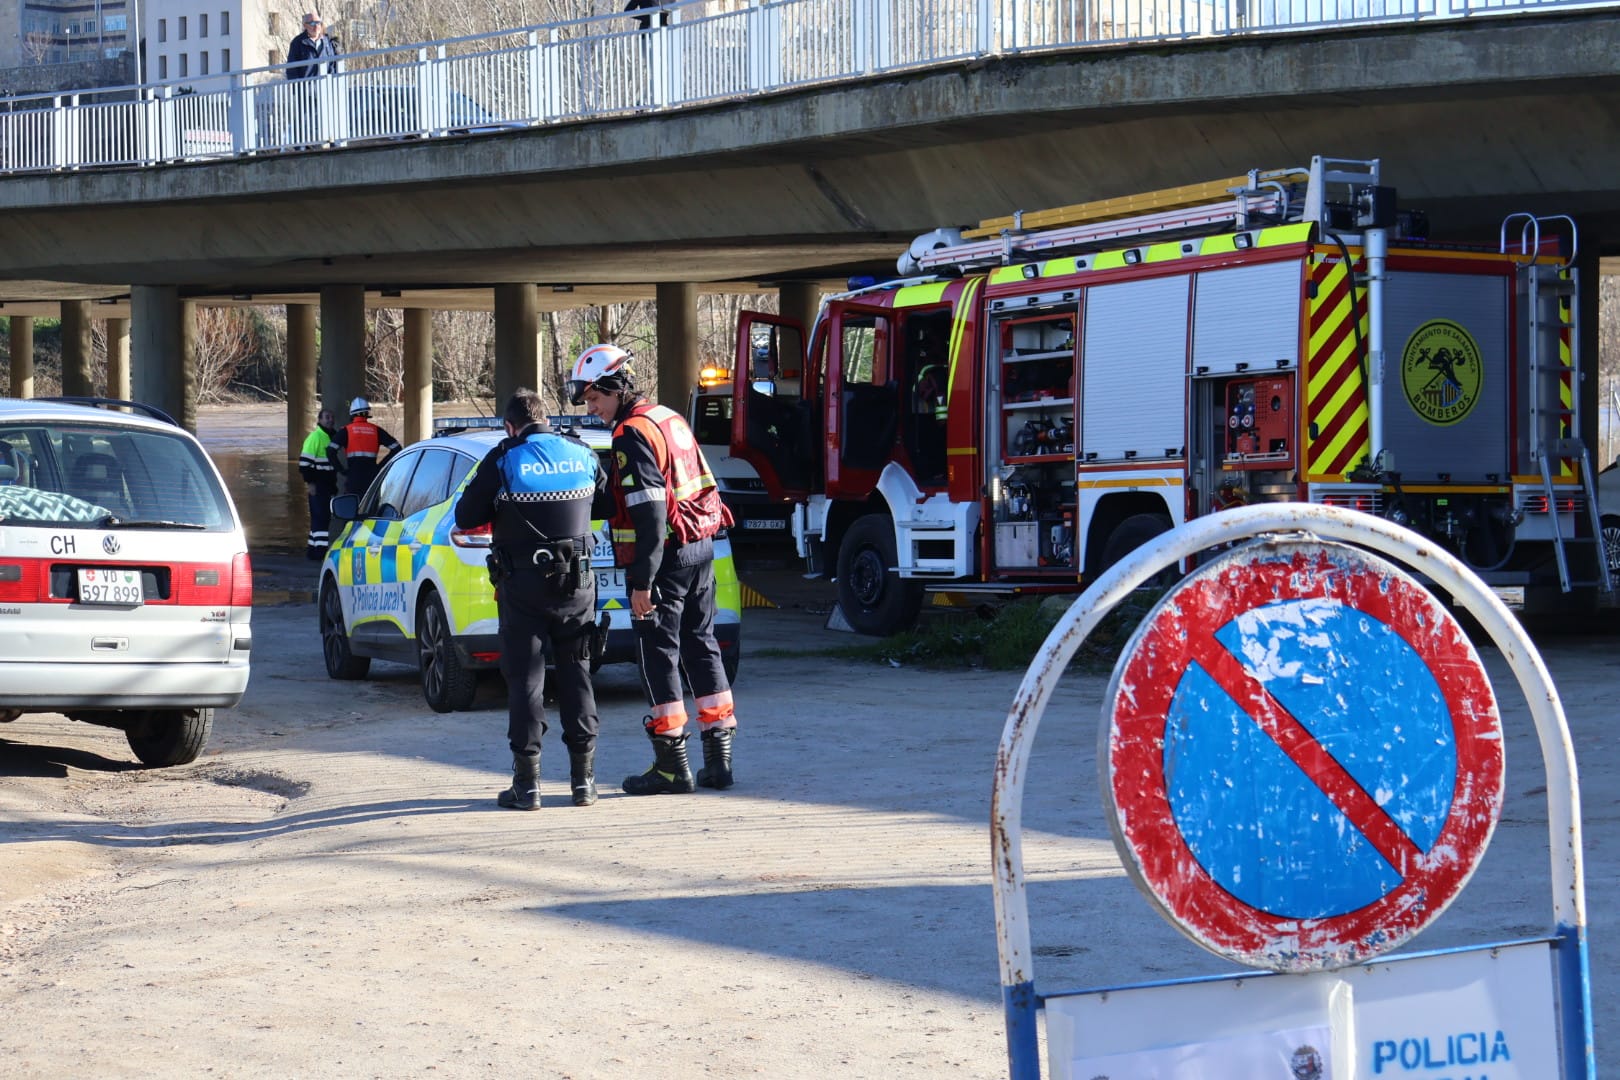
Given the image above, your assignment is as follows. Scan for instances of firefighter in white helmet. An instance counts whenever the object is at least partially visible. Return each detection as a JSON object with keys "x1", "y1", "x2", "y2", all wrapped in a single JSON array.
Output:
[
  {"x1": 570, "y1": 344, "x2": 739, "y2": 795},
  {"x1": 327, "y1": 395, "x2": 401, "y2": 496}
]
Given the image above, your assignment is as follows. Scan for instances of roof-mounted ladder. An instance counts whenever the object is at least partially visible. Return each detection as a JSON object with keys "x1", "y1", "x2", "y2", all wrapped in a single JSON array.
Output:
[{"x1": 899, "y1": 156, "x2": 1382, "y2": 275}]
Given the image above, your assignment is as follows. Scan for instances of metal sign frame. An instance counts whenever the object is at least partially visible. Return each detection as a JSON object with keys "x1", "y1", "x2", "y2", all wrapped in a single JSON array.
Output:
[{"x1": 989, "y1": 503, "x2": 1593, "y2": 1079}]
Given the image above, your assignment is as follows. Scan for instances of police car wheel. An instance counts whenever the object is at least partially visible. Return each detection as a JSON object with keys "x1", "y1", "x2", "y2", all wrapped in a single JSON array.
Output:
[
  {"x1": 418, "y1": 590, "x2": 478, "y2": 714},
  {"x1": 320, "y1": 580, "x2": 370, "y2": 680},
  {"x1": 124, "y1": 707, "x2": 214, "y2": 768}
]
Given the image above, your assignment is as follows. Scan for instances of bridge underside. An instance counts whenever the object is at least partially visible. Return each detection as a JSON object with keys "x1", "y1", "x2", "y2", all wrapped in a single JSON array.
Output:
[{"x1": 0, "y1": 12, "x2": 1617, "y2": 304}]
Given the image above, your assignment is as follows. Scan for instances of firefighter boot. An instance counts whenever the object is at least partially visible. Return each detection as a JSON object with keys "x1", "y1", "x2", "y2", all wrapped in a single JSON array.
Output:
[
  {"x1": 696, "y1": 727, "x2": 735, "y2": 790},
  {"x1": 569, "y1": 749, "x2": 598, "y2": 807},
  {"x1": 497, "y1": 751, "x2": 541, "y2": 811},
  {"x1": 621, "y1": 727, "x2": 695, "y2": 796}
]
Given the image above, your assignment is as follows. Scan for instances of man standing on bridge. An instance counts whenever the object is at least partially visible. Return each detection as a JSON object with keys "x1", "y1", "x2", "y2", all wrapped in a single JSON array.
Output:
[{"x1": 287, "y1": 13, "x2": 339, "y2": 78}]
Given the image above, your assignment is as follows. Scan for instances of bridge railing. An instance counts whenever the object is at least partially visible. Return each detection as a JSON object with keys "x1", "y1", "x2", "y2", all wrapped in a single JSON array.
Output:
[{"x1": 0, "y1": 0, "x2": 1606, "y2": 175}]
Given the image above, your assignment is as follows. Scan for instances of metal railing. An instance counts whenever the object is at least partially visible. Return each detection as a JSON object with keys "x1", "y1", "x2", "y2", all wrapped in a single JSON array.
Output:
[{"x1": 0, "y1": 0, "x2": 1609, "y2": 174}]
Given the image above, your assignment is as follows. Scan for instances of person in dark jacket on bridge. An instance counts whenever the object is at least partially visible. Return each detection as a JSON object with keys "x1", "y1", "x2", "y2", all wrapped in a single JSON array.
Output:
[
  {"x1": 624, "y1": 0, "x2": 672, "y2": 31},
  {"x1": 287, "y1": 13, "x2": 340, "y2": 78}
]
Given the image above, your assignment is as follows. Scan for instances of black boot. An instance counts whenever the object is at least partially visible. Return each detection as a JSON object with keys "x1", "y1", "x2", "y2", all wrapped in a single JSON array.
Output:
[
  {"x1": 622, "y1": 726, "x2": 695, "y2": 796},
  {"x1": 569, "y1": 749, "x2": 598, "y2": 807},
  {"x1": 696, "y1": 727, "x2": 735, "y2": 790},
  {"x1": 497, "y1": 751, "x2": 540, "y2": 811}
]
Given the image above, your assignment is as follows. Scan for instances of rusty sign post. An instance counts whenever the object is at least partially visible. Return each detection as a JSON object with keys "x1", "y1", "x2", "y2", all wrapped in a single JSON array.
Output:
[{"x1": 990, "y1": 504, "x2": 1593, "y2": 1080}]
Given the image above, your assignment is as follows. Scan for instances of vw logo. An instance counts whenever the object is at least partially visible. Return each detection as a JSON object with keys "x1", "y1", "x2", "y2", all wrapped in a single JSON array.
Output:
[{"x1": 102, "y1": 535, "x2": 121, "y2": 555}]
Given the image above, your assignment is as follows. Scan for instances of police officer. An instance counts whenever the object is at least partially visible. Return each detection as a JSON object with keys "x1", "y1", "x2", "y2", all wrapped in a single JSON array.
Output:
[
  {"x1": 569, "y1": 344, "x2": 740, "y2": 796},
  {"x1": 455, "y1": 389, "x2": 608, "y2": 811},
  {"x1": 327, "y1": 396, "x2": 401, "y2": 496},
  {"x1": 298, "y1": 407, "x2": 341, "y2": 560}
]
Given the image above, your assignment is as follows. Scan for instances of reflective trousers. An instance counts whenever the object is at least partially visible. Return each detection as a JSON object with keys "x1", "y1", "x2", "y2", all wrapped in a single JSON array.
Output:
[{"x1": 635, "y1": 558, "x2": 733, "y2": 734}]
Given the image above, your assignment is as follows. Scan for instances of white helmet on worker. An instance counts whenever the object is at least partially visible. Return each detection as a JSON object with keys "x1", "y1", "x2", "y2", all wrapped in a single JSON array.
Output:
[
  {"x1": 348, "y1": 396, "x2": 372, "y2": 417},
  {"x1": 567, "y1": 344, "x2": 635, "y2": 406}
]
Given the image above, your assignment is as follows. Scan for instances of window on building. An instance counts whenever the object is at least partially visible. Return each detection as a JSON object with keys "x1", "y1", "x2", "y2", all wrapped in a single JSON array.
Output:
[
  {"x1": 158, "y1": 18, "x2": 166, "y2": 43},
  {"x1": 159, "y1": 55, "x2": 168, "y2": 78},
  {"x1": 200, "y1": 14, "x2": 208, "y2": 37},
  {"x1": 221, "y1": 11, "x2": 230, "y2": 35},
  {"x1": 200, "y1": 52, "x2": 209, "y2": 75},
  {"x1": 179, "y1": 16, "x2": 187, "y2": 40},
  {"x1": 179, "y1": 53, "x2": 188, "y2": 76},
  {"x1": 105, "y1": 15, "x2": 126, "y2": 32},
  {"x1": 223, "y1": 48, "x2": 231, "y2": 71}
]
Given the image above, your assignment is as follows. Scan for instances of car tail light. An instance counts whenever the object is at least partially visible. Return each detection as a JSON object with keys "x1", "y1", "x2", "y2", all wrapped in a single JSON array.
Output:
[
  {"x1": 230, "y1": 552, "x2": 253, "y2": 607},
  {"x1": 451, "y1": 522, "x2": 493, "y2": 548},
  {"x1": 0, "y1": 560, "x2": 46, "y2": 602}
]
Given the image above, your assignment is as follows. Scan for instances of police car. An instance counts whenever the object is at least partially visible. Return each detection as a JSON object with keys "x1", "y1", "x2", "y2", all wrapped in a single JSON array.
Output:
[
  {"x1": 0, "y1": 396, "x2": 251, "y2": 766},
  {"x1": 318, "y1": 414, "x2": 743, "y2": 712}
]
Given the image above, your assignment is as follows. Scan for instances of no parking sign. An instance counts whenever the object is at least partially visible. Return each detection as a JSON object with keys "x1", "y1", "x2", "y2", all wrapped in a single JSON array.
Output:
[{"x1": 1103, "y1": 539, "x2": 1505, "y2": 972}]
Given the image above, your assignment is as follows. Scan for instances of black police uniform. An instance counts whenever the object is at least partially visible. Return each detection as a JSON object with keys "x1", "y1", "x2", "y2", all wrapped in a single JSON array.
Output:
[{"x1": 454, "y1": 423, "x2": 607, "y2": 774}]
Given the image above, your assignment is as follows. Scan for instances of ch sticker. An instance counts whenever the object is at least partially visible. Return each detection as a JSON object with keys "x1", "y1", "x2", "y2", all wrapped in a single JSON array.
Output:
[{"x1": 1400, "y1": 319, "x2": 1482, "y2": 426}]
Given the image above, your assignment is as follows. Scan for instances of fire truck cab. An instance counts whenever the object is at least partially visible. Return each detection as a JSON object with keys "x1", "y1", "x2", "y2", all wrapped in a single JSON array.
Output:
[{"x1": 732, "y1": 156, "x2": 1608, "y2": 636}]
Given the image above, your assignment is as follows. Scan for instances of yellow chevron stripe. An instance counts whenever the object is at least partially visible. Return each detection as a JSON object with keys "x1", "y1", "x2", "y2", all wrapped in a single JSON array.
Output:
[{"x1": 739, "y1": 582, "x2": 777, "y2": 609}]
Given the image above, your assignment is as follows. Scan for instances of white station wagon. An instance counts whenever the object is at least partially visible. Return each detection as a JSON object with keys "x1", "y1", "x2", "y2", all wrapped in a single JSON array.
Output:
[{"x1": 0, "y1": 397, "x2": 252, "y2": 766}]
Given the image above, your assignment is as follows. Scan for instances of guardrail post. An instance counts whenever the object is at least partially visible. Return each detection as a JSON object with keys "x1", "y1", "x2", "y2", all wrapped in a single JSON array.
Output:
[
  {"x1": 651, "y1": 21, "x2": 670, "y2": 108},
  {"x1": 873, "y1": 0, "x2": 893, "y2": 73},
  {"x1": 425, "y1": 45, "x2": 450, "y2": 134},
  {"x1": 158, "y1": 86, "x2": 177, "y2": 161},
  {"x1": 415, "y1": 47, "x2": 434, "y2": 135},
  {"x1": 525, "y1": 31, "x2": 543, "y2": 119},
  {"x1": 227, "y1": 73, "x2": 248, "y2": 155},
  {"x1": 977, "y1": 0, "x2": 995, "y2": 55},
  {"x1": 50, "y1": 95, "x2": 67, "y2": 170}
]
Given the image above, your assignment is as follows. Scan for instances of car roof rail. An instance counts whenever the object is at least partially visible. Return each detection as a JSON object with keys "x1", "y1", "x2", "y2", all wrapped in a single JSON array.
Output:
[{"x1": 38, "y1": 396, "x2": 180, "y2": 427}]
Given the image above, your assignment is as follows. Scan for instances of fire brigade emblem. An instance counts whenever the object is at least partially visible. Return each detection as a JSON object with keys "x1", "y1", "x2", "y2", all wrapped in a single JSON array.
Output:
[{"x1": 1400, "y1": 319, "x2": 1482, "y2": 426}]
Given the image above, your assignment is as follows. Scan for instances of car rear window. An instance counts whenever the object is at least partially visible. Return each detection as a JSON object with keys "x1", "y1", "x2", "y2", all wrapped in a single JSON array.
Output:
[{"x1": 0, "y1": 421, "x2": 235, "y2": 529}]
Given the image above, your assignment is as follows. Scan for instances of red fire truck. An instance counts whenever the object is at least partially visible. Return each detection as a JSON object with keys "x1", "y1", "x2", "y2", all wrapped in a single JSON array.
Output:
[{"x1": 731, "y1": 156, "x2": 1607, "y2": 635}]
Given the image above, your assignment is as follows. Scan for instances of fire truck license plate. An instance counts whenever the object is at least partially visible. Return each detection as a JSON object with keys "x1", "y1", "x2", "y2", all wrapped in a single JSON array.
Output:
[
  {"x1": 744, "y1": 518, "x2": 787, "y2": 530},
  {"x1": 78, "y1": 567, "x2": 144, "y2": 605}
]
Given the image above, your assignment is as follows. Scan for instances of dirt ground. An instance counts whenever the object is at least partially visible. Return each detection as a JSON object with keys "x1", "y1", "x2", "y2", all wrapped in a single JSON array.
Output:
[{"x1": 1, "y1": 409, "x2": 1618, "y2": 1075}]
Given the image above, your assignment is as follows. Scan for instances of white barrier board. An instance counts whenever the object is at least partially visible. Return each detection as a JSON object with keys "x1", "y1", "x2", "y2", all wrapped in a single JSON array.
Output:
[{"x1": 1046, "y1": 940, "x2": 1558, "y2": 1079}]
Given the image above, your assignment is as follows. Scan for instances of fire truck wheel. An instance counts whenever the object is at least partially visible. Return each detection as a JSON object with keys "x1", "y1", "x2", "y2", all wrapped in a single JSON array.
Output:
[
  {"x1": 836, "y1": 514, "x2": 924, "y2": 637},
  {"x1": 1099, "y1": 513, "x2": 1175, "y2": 583}
]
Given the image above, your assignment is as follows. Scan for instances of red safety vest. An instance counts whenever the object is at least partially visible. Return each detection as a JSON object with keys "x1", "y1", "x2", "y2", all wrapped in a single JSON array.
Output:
[
  {"x1": 342, "y1": 420, "x2": 383, "y2": 459},
  {"x1": 608, "y1": 401, "x2": 732, "y2": 568}
]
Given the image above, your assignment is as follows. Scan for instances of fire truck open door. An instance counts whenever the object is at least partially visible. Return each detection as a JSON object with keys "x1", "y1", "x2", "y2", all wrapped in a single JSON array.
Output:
[
  {"x1": 731, "y1": 311, "x2": 811, "y2": 503},
  {"x1": 824, "y1": 303, "x2": 899, "y2": 502}
]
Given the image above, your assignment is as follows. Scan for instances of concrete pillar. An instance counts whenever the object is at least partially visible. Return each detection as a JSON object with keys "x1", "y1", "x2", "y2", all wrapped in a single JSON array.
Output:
[
  {"x1": 131, "y1": 286, "x2": 195, "y2": 429},
  {"x1": 319, "y1": 285, "x2": 367, "y2": 421},
  {"x1": 287, "y1": 303, "x2": 318, "y2": 456},
  {"x1": 493, "y1": 283, "x2": 540, "y2": 409},
  {"x1": 7, "y1": 316, "x2": 34, "y2": 398},
  {"x1": 403, "y1": 308, "x2": 433, "y2": 445},
  {"x1": 655, "y1": 281, "x2": 699, "y2": 409},
  {"x1": 104, "y1": 317, "x2": 131, "y2": 401},
  {"x1": 60, "y1": 300, "x2": 93, "y2": 397},
  {"x1": 779, "y1": 281, "x2": 823, "y2": 342}
]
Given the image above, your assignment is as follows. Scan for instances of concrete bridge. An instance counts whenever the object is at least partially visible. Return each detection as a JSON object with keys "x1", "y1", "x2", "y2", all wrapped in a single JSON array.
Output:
[{"x1": 0, "y1": 8, "x2": 1616, "y2": 447}]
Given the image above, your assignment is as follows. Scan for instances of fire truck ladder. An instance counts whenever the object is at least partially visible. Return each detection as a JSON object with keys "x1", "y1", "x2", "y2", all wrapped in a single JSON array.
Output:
[
  {"x1": 1503, "y1": 213, "x2": 1611, "y2": 593},
  {"x1": 902, "y1": 156, "x2": 1382, "y2": 274}
]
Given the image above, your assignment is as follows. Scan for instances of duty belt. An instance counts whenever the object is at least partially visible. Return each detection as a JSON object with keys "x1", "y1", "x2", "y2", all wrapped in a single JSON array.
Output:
[{"x1": 490, "y1": 537, "x2": 590, "y2": 594}]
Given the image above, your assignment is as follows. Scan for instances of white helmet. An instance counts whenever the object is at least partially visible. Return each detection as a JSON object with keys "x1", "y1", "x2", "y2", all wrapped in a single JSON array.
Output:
[
  {"x1": 567, "y1": 344, "x2": 634, "y2": 406},
  {"x1": 348, "y1": 396, "x2": 372, "y2": 417}
]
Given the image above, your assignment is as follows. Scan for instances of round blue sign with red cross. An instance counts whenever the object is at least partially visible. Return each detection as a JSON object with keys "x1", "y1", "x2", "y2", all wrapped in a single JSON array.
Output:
[{"x1": 1103, "y1": 539, "x2": 1504, "y2": 973}]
